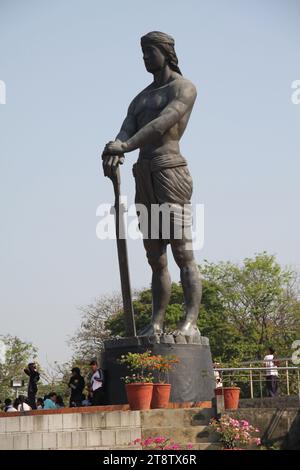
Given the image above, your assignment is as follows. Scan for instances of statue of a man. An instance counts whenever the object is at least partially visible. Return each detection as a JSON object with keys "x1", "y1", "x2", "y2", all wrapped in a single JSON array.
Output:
[{"x1": 102, "y1": 31, "x2": 201, "y2": 338}]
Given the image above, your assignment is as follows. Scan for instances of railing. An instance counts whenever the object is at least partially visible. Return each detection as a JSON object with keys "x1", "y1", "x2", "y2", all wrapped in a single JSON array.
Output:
[{"x1": 214, "y1": 362, "x2": 300, "y2": 402}]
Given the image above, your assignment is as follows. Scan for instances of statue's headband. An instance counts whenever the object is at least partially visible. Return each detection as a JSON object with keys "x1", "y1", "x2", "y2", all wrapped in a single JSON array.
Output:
[{"x1": 141, "y1": 31, "x2": 175, "y2": 47}]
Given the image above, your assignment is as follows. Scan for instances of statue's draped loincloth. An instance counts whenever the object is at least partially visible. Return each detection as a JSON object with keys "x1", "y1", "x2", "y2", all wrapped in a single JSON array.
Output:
[{"x1": 132, "y1": 154, "x2": 193, "y2": 242}]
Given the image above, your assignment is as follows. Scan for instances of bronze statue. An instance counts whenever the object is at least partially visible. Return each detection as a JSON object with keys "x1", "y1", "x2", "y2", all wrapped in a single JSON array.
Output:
[{"x1": 102, "y1": 31, "x2": 202, "y2": 339}]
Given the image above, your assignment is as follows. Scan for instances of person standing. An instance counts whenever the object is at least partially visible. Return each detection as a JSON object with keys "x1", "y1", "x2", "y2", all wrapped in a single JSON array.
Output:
[
  {"x1": 24, "y1": 362, "x2": 40, "y2": 409},
  {"x1": 213, "y1": 362, "x2": 223, "y2": 388},
  {"x1": 68, "y1": 367, "x2": 85, "y2": 407},
  {"x1": 89, "y1": 360, "x2": 105, "y2": 406},
  {"x1": 264, "y1": 347, "x2": 279, "y2": 397}
]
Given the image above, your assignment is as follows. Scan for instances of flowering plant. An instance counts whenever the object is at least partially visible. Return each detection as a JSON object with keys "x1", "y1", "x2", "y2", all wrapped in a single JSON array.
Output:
[
  {"x1": 150, "y1": 354, "x2": 179, "y2": 383},
  {"x1": 210, "y1": 414, "x2": 261, "y2": 449},
  {"x1": 131, "y1": 436, "x2": 193, "y2": 450},
  {"x1": 119, "y1": 352, "x2": 179, "y2": 384},
  {"x1": 122, "y1": 374, "x2": 154, "y2": 384},
  {"x1": 119, "y1": 351, "x2": 154, "y2": 384}
]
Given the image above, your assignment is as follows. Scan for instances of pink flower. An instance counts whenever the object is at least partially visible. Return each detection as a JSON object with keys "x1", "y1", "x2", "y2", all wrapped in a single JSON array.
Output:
[
  {"x1": 230, "y1": 420, "x2": 239, "y2": 428},
  {"x1": 187, "y1": 443, "x2": 193, "y2": 449},
  {"x1": 154, "y1": 437, "x2": 166, "y2": 444},
  {"x1": 143, "y1": 437, "x2": 154, "y2": 446}
]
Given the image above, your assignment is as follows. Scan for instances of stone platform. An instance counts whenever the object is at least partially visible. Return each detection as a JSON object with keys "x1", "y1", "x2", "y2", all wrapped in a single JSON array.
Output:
[
  {"x1": 0, "y1": 405, "x2": 217, "y2": 450},
  {"x1": 103, "y1": 335, "x2": 215, "y2": 404},
  {"x1": 1, "y1": 403, "x2": 298, "y2": 450}
]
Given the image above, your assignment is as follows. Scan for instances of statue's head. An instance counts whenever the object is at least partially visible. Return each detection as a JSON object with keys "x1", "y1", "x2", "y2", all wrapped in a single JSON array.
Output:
[{"x1": 140, "y1": 31, "x2": 182, "y2": 75}]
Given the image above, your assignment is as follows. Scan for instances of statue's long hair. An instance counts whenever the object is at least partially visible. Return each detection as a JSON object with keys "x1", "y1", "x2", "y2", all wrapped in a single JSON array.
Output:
[{"x1": 156, "y1": 43, "x2": 182, "y2": 75}]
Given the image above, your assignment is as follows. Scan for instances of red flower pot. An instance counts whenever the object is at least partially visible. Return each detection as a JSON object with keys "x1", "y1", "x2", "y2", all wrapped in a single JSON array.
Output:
[
  {"x1": 151, "y1": 383, "x2": 171, "y2": 409},
  {"x1": 215, "y1": 387, "x2": 240, "y2": 410},
  {"x1": 125, "y1": 383, "x2": 154, "y2": 410}
]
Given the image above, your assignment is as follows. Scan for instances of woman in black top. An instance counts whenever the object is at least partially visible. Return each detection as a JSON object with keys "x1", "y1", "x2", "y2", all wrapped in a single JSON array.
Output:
[
  {"x1": 24, "y1": 362, "x2": 40, "y2": 410},
  {"x1": 68, "y1": 367, "x2": 85, "y2": 407}
]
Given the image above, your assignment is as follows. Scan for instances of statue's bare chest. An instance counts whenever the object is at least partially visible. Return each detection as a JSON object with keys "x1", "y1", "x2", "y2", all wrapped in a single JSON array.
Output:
[{"x1": 134, "y1": 88, "x2": 170, "y2": 127}]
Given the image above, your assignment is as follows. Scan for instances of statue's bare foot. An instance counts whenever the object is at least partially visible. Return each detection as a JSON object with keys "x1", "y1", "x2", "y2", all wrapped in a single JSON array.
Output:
[
  {"x1": 173, "y1": 321, "x2": 200, "y2": 337},
  {"x1": 138, "y1": 322, "x2": 163, "y2": 337}
]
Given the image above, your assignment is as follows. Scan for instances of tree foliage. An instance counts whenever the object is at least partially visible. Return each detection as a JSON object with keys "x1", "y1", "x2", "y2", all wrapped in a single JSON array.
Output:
[
  {"x1": 0, "y1": 335, "x2": 38, "y2": 401},
  {"x1": 68, "y1": 294, "x2": 123, "y2": 361},
  {"x1": 70, "y1": 253, "x2": 300, "y2": 364},
  {"x1": 200, "y1": 252, "x2": 300, "y2": 361}
]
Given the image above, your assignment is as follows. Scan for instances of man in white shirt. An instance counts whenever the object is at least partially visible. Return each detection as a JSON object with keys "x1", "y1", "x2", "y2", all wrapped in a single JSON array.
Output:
[
  {"x1": 264, "y1": 347, "x2": 279, "y2": 397},
  {"x1": 213, "y1": 362, "x2": 223, "y2": 388},
  {"x1": 89, "y1": 360, "x2": 105, "y2": 406}
]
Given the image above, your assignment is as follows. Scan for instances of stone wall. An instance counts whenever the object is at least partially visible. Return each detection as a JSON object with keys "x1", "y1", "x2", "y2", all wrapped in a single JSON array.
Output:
[
  {"x1": 0, "y1": 410, "x2": 141, "y2": 450},
  {"x1": 0, "y1": 406, "x2": 216, "y2": 450},
  {"x1": 228, "y1": 408, "x2": 300, "y2": 449},
  {"x1": 1, "y1": 405, "x2": 299, "y2": 450}
]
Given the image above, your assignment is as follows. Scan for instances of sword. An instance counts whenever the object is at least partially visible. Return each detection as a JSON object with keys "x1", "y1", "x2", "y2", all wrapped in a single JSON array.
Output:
[{"x1": 103, "y1": 155, "x2": 136, "y2": 337}]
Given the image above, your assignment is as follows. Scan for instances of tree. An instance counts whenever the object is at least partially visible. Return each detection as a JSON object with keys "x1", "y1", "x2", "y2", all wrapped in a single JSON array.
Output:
[
  {"x1": 106, "y1": 283, "x2": 185, "y2": 336},
  {"x1": 72, "y1": 253, "x2": 300, "y2": 365},
  {"x1": 0, "y1": 335, "x2": 38, "y2": 401},
  {"x1": 69, "y1": 294, "x2": 124, "y2": 361},
  {"x1": 200, "y1": 252, "x2": 300, "y2": 360},
  {"x1": 197, "y1": 279, "x2": 244, "y2": 362}
]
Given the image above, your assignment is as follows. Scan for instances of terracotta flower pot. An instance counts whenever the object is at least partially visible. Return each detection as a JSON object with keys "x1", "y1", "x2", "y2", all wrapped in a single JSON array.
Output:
[
  {"x1": 151, "y1": 383, "x2": 171, "y2": 409},
  {"x1": 215, "y1": 387, "x2": 240, "y2": 410},
  {"x1": 125, "y1": 383, "x2": 154, "y2": 410}
]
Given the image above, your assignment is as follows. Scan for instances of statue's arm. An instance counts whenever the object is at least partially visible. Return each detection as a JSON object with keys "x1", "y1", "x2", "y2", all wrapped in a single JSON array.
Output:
[
  {"x1": 101, "y1": 98, "x2": 138, "y2": 174},
  {"x1": 115, "y1": 100, "x2": 137, "y2": 142},
  {"x1": 123, "y1": 81, "x2": 196, "y2": 152}
]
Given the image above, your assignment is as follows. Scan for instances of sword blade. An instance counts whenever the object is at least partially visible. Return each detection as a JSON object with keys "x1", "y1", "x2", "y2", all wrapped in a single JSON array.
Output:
[{"x1": 109, "y1": 164, "x2": 136, "y2": 337}]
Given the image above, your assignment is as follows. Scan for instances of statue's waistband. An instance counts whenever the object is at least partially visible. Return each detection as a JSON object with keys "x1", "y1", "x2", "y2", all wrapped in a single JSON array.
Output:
[{"x1": 136, "y1": 154, "x2": 187, "y2": 173}]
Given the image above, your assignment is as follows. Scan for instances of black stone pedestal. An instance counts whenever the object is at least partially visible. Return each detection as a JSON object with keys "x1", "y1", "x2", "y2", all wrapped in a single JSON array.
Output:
[{"x1": 102, "y1": 336, "x2": 215, "y2": 404}]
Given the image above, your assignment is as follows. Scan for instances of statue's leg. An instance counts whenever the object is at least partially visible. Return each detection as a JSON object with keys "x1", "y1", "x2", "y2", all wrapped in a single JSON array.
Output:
[
  {"x1": 138, "y1": 239, "x2": 171, "y2": 336},
  {"x1": 170, "y1": 238, "x2": 202, "y2": 336}
]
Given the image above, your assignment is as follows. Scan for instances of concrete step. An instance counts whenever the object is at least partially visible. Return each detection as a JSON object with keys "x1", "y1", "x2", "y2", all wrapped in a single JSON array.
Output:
[
  {"x1": 140, "y1": 408, "x2": 214, "y2": 428},
  {"x1": 142, "y1": 425, "x2": 218, "y2": 443},
  {"x1": 193, "y1": 443, "x2": 222, "y2": 450}
]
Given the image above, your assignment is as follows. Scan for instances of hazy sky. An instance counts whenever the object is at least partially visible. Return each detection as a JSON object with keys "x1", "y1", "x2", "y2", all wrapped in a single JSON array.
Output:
[{"x1": 0, "y1": 0, "x2": 299, "y2": 366}]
